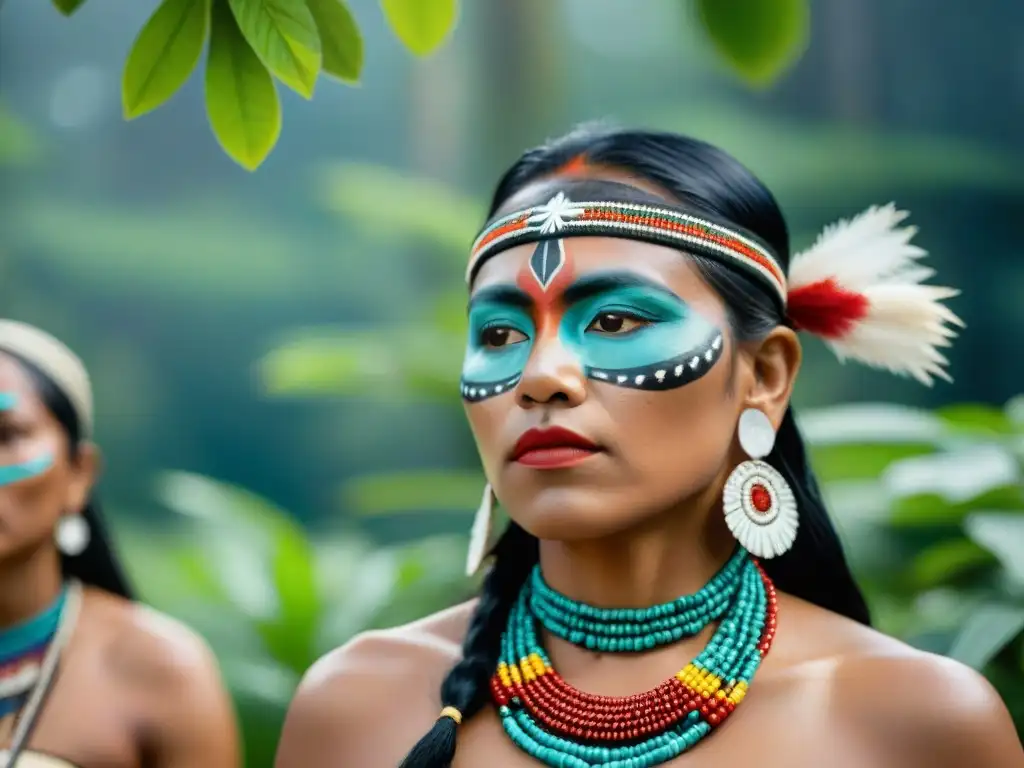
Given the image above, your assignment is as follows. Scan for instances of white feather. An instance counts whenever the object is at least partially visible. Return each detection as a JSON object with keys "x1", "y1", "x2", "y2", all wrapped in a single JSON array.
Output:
[
  {"x1": 465, "y1": 484, "x2": 495, "y2": 576},
  {"x1": 790, "y1": 204, "x2": 964, "y2": 386}
]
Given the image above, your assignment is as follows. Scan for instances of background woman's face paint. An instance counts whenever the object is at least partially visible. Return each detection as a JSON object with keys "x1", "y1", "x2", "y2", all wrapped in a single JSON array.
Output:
[
  {"x1": 462, "y1": 240, "x2": 724, "y2": 401},
  {"x1": 0, "y1": 392, "x2": 54, "y2": 486}
]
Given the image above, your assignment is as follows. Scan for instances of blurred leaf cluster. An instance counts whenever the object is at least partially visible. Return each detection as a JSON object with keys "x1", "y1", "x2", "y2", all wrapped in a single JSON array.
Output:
[
  {"x1": 44, "y1": 0, "x2": 815, "y2": 170},
  {"x1": 120, "y1": 471, "x2": 470, "y2": 764},
  {"x1": 802, "y1": 398, "x2": 1024, "y2": 725},
  {"x1": 52, "y1": 0, "x2": 457, "y2": 169}
]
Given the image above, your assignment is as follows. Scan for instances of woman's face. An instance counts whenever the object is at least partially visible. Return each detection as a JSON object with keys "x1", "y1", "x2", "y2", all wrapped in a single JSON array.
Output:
[
  {"x1": 0, "y1": 353, "x2": 94, "y2": 561},
  {"x1": 462, "y1": 235, "x2": 756, "y2": 541}
]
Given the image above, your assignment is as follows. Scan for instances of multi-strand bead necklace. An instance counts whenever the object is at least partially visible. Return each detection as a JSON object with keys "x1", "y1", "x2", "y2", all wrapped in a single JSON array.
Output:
[{"x1": 489, "y1": 548, "x2": 778, "y2": 767}]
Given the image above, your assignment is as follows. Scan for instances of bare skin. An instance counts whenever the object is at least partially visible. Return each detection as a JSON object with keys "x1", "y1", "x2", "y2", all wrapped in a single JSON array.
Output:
[
  {"x1": 0, "y1": 352, "x2": 240, "y2": 768},
  {"x1": 276, "y1": 172, "x2": 1024, "y2": 767}
]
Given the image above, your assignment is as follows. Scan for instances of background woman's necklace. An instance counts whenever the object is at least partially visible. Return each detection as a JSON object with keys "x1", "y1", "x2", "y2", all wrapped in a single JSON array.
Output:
[
  {"x1": 0, "y1": 581, "x2": 82, "y2": 768},
  {"x1": 491, "y1": 549, "x2": 778, "y2": 768}
]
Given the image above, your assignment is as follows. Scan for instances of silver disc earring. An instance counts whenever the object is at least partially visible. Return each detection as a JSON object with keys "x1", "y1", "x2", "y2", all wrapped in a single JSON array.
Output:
[
  {"x1": 55, "y1": 514, "x2": 90, "y2": 557},
  {"x1": 465, "y1": 484, "x2": 495, "y2": 577},
  {"x1": 722, "y1": 408, "x2": 799, "y2": 559}
]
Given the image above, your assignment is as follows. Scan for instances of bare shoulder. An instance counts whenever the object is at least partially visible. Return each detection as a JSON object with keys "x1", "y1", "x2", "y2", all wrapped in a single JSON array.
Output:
[
  {"x1": 275, "y1": 600, "x2": 476, "y2": 768},
  {"x1": 777, "y1": 594, "x2": 1023, "y2": 767},
  {"x1": 83, "y1": 588, "x2": 222, "y2": 690},
  {"x1": 80, "y1": 588, "x2": 240, "y2": 765}
]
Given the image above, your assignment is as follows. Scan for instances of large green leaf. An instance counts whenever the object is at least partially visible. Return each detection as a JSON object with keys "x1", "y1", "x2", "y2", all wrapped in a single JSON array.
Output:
[
  {"x1": 965, "y1": 514, "x2": 1024, "y2": 587},
  {"x1": 260, "y1": 326, "x2": 463, "y2": 399},
  {"x1": 694, "y1": 0, "x2": 809, "y2": 87},
  {"x1": 205, "y1": 0, "x2": 282, "y2": 170},
  {"x1": 157, "y1": 471, "x2": 321, "y2": 673},
  {"x1": 380, "y1": 0, "x2": 457, "y2": 56},
  {"x1": 884, "y1": 445, "x2": 1023, "y2": 527},
  {"x1": 798, "y1": 403, "x2": 948, "y2": 447},
  {"x1": 228, "y1": 0, "x2": 322, "y2": 97},
  {"x1": 947, "y1": 603, "x2": 1024, "y2": 670},
  {"x1": 937, "y1": 403, "x2": 1018, "y2": 436},
  {"x1": 122, "y1": 0, "x2": 211, "y2": 119},
  {"x1": 343, "y1": 469, "x2": 485, "y2": 515},
  {"x1": 908, "y1": 538, "x2": 996, "y2": 591},
  {"x1": 315, "y1": 162, "x2": 483, "y2": 256},
  {"x1": 307, "y1": 0, "x2": 363, "y2": 82},
  {"x1": 5, "y1": 199, "x2": 309, "y2": 299}
]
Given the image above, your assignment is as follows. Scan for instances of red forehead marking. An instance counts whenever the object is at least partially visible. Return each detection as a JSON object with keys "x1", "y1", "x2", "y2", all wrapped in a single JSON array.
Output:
[{"x1": 516, "y1": 239, "x2": 575, "y2": 336}]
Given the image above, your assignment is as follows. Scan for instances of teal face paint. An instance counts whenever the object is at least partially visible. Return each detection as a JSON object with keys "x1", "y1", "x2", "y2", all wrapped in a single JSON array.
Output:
[
  {"x1": 460, "y1": 248, "x2": 725, "y2": 402},
  {"x1": 0, "y1": 391, "x2": 54, "y2": 486},
  {"x1": 461, "y1": 293, "x2": 535, "y2": 400}
]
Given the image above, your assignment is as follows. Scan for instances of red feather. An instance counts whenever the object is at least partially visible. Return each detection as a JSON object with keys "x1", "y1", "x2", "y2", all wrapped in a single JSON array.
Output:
[{"x1": 787, "y1": 279, "x2": 869, "y2": 340}]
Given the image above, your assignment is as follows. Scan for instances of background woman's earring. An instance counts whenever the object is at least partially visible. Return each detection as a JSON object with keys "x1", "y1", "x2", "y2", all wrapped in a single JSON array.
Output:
[
  {"x1": 465, "y1": 484, "x2": 495, "y2": 577},
  {"x1": 723, "y1": 408, "x2": 798, "y2": 559},
  {"x1": 55, "y1": 514, "x2": 90, "y2": 557}
]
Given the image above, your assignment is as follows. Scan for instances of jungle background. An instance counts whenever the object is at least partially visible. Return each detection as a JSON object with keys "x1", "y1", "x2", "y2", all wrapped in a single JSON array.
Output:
[{"x1": 1, "y1": 0, "x2": 1023, "y2": 764}]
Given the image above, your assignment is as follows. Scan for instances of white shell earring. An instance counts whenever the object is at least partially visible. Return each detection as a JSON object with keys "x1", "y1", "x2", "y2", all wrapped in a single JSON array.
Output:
[
  {"x1": 722, "y1": 408, "x2": 799, "y2": 559},
  {"x1": 465, "y1": 484, "x2": 495, "y2": 577},
  {"x1": 55, "y1": 514, "x2": 90, "y2": 556}
]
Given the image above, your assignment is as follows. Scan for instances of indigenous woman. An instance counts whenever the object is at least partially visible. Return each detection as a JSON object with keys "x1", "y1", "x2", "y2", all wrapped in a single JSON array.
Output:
[
  {"x1": 275, "y1": 127, "x2": 1024, "y2": 767},
  {"x1": 0, "y1": 321, "x2": 239, "y2": 768}
]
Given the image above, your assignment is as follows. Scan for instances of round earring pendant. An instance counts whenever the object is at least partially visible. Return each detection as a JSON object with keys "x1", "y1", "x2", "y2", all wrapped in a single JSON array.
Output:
[
  {"x1": 722, "y1": 459, "x2": 798, "y2": 559},
  {"x1": 55, "y1": 515, "x2": 90, "y2": 557}
]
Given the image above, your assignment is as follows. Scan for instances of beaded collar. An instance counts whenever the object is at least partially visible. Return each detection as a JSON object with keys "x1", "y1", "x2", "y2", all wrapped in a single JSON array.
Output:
[
  {"x1": 490, "y1": 549, "x2": 778, "y2": 767},
  {"x1": 0, "y1": 587, "x2": 67, "y2": 719}
]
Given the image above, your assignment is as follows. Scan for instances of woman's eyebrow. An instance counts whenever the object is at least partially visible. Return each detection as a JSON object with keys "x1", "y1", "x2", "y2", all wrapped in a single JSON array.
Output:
[
  {"x1": 467, "y1": 285, "x2": 533, "y2": 313},
  {"x1": 561, "y1": 270, "x2": 682, "y2": 305}
]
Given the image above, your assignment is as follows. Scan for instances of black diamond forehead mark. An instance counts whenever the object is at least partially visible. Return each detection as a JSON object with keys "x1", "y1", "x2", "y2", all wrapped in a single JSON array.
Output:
[
  {"x1": 586, "y1": 331, "x2": 725, "y2": 392},
  {"x1": 528, "y1": 240, "x2": 565, "y2": 291}
]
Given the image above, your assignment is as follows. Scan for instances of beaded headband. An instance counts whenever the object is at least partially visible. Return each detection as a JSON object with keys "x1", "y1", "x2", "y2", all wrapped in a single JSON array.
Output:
[
  {"x1": 467, "y1": 192, "x2": 787, "y2": 307},
  {"x1": 466, "y1": 190, "x2": 963, "y2": 387}
]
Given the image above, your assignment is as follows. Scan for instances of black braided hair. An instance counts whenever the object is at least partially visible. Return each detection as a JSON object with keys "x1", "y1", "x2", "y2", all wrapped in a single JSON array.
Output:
[{"x1": 399, "y1": 123, "x2": 870, "y2": 767}]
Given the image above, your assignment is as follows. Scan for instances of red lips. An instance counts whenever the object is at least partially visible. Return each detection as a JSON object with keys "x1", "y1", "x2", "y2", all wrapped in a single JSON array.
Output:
[{"x1": 511, "y1": 426, "x2": 602, "y2": 468}]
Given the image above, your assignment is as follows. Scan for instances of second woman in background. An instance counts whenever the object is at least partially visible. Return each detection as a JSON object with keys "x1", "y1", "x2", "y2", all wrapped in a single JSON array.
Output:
[{"x1": 0, "y1": 320, "x2": 240, "y2": 768}]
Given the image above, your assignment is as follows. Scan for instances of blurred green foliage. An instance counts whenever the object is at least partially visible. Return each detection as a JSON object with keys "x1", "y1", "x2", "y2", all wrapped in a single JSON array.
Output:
[{"x1": 46, "y1": 0, "x2": 819, "y2": 169}]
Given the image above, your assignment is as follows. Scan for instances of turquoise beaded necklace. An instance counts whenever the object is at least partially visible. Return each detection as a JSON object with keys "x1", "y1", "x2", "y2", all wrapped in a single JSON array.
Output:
[{"x1": 489, "y1": 548, "x2": 779, "y2": 767}]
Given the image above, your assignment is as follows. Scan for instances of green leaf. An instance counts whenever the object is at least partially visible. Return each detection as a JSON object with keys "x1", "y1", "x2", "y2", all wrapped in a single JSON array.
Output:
[
  {"x1": 908, "y1": 538, "x2": 996, "y2": 590},
  {"x1": 694, "y1": 0, "x2": 809, "y2": 86},
  {"x1": 205, "y1": 0, "x2": 282, "y2": 171},
  {"x1": 380, "y1": 0, "x2": 456, "y2": 56},
  {"x1": 799, "y1": 403, "x2": 948, "y2": 447},
  {"x1": 344, "y1": 470, "x2": 485, "y2": 515},
  {"x1": 810, "y1": 443, "x2": 938, "y2": 483},
  {"x1": 947, "y1": 603, "x2": 1024, "y2": 670},
  {"x1": 122, "y1": 0, "x2": 211, "y2": 119},
  {"x1": 0, "y1": 105, "x2": 43, "y2": 166},
  {"x1": 965, "y1": 513, "x2": 1024, "y2": 587},
  {"x1": 227, "y1": 0, "x2": 322, "y2": 98},
  {"x1": 307, "y1": 0, "x2": 363, "y2": 82},
  {"x1": 259, "y1": 326, "x2": 462, "y2": 400},
  {"x1": 51, "y1": 0, "x2": 87, "y2": 15},
  {"x1": 1004, "y1": 394, "x2": 1024, "y2": 429},
  {"x1": 884, "y1": 445, "x2": 1023, "y2": 527},
  {"x1": 7, "y1": 199, "x2": 312, "y2": 300},
  {"x1": 937, "y1": 403, "x2": 1017, "y2": 436},
  {"x1": 316, "y1": 162, "x2": 482, "y2": 256},
  {"x1": 156, "y1": 471, "x2": 322, "y2": 672}
]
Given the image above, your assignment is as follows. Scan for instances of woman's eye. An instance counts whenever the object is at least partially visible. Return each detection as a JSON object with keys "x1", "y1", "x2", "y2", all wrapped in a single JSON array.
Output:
[
  {"x1": 480, "y1": 327, "x2": 527, "y2": 348},
  {"x1": 587, "y1": 312, "x2": 649, "y2": 335}
]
